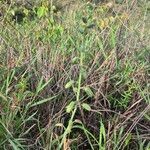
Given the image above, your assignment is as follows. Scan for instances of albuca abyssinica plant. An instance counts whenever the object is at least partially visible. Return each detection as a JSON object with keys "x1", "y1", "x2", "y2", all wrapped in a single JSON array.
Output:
[{"x1": 0, "y1": 0, "x2": 149, "y2": 149}]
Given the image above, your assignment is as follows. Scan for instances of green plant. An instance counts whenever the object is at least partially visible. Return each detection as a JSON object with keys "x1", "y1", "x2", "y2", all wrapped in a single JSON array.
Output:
[{"x1": 0, "y1": 0, "x2": 149, "y2": 149}]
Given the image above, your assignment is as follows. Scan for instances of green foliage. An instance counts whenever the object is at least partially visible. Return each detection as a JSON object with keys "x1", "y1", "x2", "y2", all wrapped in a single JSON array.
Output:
[
  {"x1": 99, "y1": 121, "x2": 106, "y2": 150},
  {"x1": 65, "y1": 80, "x2": 74, "y2": 89},
  {"x1": 66, "y1": 101, "x2": 76, "y2": 113},
  {"x1": 81, "y1": 103, "x2": 91, "y2": 111},
  {"x1": 83, "y1": 86, "x2": 94, "y2": 97},
  {"x1": 0, "y1": 0, "x2": 149, "y2": 149},
  {"x1": 36, "y1": 6, "x2": 48, "y2": 18}
]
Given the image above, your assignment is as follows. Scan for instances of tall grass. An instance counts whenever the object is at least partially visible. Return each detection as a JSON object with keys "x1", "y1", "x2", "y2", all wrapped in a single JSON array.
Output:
[{"x1": 0, "y1": 0, "x2": 149, "y2": 149}]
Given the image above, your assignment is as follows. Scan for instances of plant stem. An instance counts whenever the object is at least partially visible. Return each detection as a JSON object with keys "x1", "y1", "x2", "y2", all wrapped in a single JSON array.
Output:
[{"x1": 58, "y1": 52, "x2": 84, "y2": 149}]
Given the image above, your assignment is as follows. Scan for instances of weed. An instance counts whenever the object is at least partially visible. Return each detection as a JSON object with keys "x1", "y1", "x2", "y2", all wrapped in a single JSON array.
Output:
[{"x1": 0, "y1": 0, "x2": 149, "y2": 149}]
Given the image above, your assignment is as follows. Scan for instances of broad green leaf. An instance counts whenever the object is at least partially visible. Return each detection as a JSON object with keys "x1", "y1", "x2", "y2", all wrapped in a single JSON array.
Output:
[
  {"x1": 10, "y1": 10, "x2": 15, "y2": 16},
  {"x1": 37, "y1": 6, "x2": 48, "y2": 18},
  {"x1": 83, "y1": 86, "x2": 94, "y2": 97},
  {"x1": 66, "y1": 101, "x2": 75, "y2": 113},
  {"x1": 81, "y1": 103, "x2": 91, "y2": 111},
  {"x1": 65, "y1": 80, "x2": 74, "y2": 89}
]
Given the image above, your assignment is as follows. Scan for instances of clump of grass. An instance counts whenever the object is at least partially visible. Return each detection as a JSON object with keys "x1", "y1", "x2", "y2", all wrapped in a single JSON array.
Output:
[{"x1": 0, "y1": 0, "x2": 149, "y2": 149}]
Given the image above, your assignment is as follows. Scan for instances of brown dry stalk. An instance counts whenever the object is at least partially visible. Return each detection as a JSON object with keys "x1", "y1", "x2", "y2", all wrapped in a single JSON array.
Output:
[{"x1": 117, "y1": 104, "x2": 150, "y2": 150}]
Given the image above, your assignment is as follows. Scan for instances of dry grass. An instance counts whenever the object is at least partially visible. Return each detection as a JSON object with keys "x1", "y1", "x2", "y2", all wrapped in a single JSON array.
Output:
[{"x1": 0, "y1": 0, "x2": 149, "y2": 149}]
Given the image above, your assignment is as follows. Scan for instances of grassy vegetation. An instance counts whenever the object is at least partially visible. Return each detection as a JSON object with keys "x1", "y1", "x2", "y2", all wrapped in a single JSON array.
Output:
[{"x1": 0, "y1": 0, "x2": 150, "y2": 149}]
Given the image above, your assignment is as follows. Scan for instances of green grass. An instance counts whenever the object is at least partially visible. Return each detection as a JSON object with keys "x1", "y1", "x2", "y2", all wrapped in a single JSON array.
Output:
[{"x1": 0, "y1": 0, "x2": 150, "y2": 149}]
